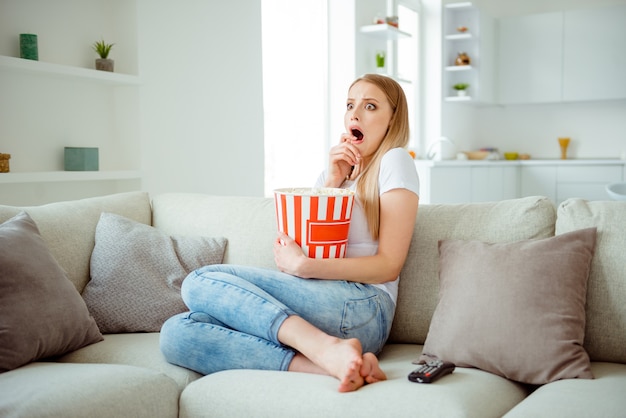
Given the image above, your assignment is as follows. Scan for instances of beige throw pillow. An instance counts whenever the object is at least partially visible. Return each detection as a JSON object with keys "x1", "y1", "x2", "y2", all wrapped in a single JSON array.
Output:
[
  {"x1": 0, "y1": 212, "x2": 103, "y2": 372},
  {"x1": 419, "y1": 227, "x2": 597, "y2": 384},
  {"x1": 556, "y1": 199, "x2": 626, "y2": 364},
  {"x1": 82, "y1": 213, "x2": 227, "y2": 333}
]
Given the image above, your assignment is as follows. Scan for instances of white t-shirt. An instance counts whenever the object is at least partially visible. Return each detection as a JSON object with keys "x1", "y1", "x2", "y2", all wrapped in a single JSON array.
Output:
[{"x1": 315, "y1": 147, "x2": 420, "y2": 304}]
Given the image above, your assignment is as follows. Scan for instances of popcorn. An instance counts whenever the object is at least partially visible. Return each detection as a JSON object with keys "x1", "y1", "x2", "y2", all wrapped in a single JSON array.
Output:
[{"x1": 274, "y1": 188, "x2": 355, "y2": 259}]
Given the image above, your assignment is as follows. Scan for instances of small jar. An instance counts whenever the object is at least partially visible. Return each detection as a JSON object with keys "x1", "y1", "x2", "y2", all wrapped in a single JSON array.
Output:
[
  {"x1": 455, "y1": 52, "x2": 471, "y2": 66},
  {"x1": 0, "y1": 153, "x2": 11, "y2": 173}
]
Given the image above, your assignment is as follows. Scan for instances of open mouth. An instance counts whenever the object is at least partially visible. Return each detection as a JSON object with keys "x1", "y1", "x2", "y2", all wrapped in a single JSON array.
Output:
[{"x1": 351, "y1": 129, "x2": 364, "y2": 141}]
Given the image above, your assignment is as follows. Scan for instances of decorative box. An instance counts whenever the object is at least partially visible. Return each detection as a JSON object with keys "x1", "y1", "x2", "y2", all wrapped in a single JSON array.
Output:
[{"x1": 64, "y1": 147, "x2": 99, "y2": 171}]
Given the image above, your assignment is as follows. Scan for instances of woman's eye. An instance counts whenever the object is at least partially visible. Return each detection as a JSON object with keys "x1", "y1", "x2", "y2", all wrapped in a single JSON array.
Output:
[
  {"x1": 346, "y1": 103, "x2": 354, "y2": 110},
  {"x1": 366, "y1": 103, "x2": 376, "y2": 110}
]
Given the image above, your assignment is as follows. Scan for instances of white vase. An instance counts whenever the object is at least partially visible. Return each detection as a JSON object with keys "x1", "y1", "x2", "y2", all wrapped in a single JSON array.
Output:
[{"x1": 456, "y1": 90, "x2": 467, "y2": 97}]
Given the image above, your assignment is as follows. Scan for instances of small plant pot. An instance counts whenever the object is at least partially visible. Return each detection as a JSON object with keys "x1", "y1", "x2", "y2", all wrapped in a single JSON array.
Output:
[
  {"x1": 95, "y1": 58, "x2": 114, "y2": 72},
  {"x1": 456, "y1": 90, "x2": 467, "y2": 97}
]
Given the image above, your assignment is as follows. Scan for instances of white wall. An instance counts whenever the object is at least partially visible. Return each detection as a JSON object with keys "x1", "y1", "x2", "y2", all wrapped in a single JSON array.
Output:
[
  {"x1": 463, "y1": 101, "x2": 626, "y2": 159},
  {"x1": 137, "y1": 0, "x2": 265, "y2": 197}
]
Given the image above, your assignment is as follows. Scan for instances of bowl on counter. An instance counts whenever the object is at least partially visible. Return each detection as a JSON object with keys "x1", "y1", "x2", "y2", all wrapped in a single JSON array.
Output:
[
  {"x1": 464, "y1": 151, "x2": 490, "y2": 160},
  {"x1": 504, "y1": 152, "x2": 519, "y2": 160},
  {"x1": 606, "y1": 182, "x2": 626, "y2": 201}
]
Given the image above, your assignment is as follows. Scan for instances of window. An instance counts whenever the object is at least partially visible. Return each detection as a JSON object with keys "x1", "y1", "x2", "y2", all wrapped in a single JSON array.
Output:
[
  {"x1": 261, "y1": 0, "x2": 328, "y2": 196},
  {"x1": 262, "y1": 0, "x2": 422, "y2": 195}
]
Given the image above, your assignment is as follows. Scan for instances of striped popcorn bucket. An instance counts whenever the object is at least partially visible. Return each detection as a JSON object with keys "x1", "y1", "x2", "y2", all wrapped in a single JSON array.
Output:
[{"x1": 274, "y1": 188, "x2": 356, "y2": 259}]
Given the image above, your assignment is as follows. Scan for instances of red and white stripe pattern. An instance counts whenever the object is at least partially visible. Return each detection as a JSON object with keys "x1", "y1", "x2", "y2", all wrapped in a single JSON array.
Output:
[{"x1": 274, "y1": 188, "x2": 355, "y2": 259}]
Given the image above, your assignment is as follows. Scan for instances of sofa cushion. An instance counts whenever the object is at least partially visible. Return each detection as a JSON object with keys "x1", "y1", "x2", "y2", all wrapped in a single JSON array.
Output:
[
  {"x1": 59, "y1": 333, "x2": 202, "y2": 391},
  {"x1": 504, "y1": 362, "x2": 626, "y2": 418},
  {"x1": 391, "y1": 196, "x2": 557, "y2": 344},
  {"x1": 419, "y1": 227, "x2": 597, "y2": 384},
  {"x1": 0, "y1": 212, "x2": 103, "y2": 372},
  {"x1": 82, "y1": 213, "x2": 227, "y2": 333},
  {"x1": 0, "y1": 362, "x2": 179, "y2": 418},
  {"x1": 0, "y1": 191, "x2": 152, "y2": 293},
  {"x1": 556, "y1": 198, "x2": 626, "y2": 364},
  {"x1": 151, "y1": 193, "x2": 278, "y2": 270},
  {"x1": 178, "y1": 344, "x2": 529, "y2": 418}
]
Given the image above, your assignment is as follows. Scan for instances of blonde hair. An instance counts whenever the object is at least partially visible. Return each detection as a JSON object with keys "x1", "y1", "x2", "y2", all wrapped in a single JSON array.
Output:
[{"x1": 349, "y1": 74, "x2": 410, "y2": 240}]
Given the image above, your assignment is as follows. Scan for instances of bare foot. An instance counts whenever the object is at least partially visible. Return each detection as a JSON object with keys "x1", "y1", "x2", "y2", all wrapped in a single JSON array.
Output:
[
  {"x1": 278, "y1": 316, "x2": 371, "y2": 392},
  {"x1": 360, "y1": 352, "x2": 387, "y2": 384},
  {"x1": 324, "y1": 338, "x2": 365, "y2": 392}
]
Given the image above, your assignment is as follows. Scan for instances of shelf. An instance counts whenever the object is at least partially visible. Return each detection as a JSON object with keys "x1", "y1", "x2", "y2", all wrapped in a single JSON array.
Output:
[
  {"x1": 445, "y1": 95, "x2": 473, "y2": 102},
  {"x1": 0, "y1": 170, "x2": 142, "y2": 184},
  {"x1": 444, "y1": 65, "x2": 474, "y2": 72},
  {"x1": 0, "y1": 55, "x2": 140, "y2": 86},
  {"x1": 445, "y1": 33, "x2": 474, "y2": 40},
  {"x1": 360, "y1": 24, "x2": 411, "y2": 41},
  {"x1": 445, "y1": 2, "x2": 475, "y2": 10}
]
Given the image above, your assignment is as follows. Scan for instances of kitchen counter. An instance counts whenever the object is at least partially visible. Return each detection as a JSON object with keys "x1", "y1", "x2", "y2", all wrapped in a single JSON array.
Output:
[{"x1": 414, "y1": 158, "x2": 625, "y2": 167}]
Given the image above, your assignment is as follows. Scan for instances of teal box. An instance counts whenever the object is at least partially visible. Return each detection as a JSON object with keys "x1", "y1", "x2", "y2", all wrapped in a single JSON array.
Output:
[{"x1": 64, "y1": 147, "x2": 99, "y2": 171}]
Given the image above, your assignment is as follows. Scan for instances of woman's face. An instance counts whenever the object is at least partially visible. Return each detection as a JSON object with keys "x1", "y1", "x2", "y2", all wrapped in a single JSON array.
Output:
[{"x1": 344, "y1": 80, "x2": 393, "y2": 161}]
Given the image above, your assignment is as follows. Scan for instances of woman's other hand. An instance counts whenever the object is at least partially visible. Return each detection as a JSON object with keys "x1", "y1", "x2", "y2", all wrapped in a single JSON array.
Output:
[
  {"x1": 274, "y1": 232, "x2": 308, "y2": 277},
  {"x1": 326, "y1": 133, "x2": 361, "y2": 187}
]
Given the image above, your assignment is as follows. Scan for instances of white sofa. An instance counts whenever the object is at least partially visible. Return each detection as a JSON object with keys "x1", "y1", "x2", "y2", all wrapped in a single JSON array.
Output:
[{"x1": 0, "y1": 191, "x2": 625, "y2": 418}]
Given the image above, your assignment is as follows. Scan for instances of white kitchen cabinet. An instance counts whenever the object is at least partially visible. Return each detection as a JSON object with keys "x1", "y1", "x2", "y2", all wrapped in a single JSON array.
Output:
[
  {"x1": 520, "y1": 165, "x2": 558, "y2": 203},
  {"x1": 556, "y1": 165, "x2": 624, "y2": 203},
  {"x1": 520, "y1": 162, "x2": 624, "y2": 205},
  {"x1": 429, "y1": 166, "x2": 472, "y2": 204},
  {"x1": 418, "y1": 160, "x2": 625, "y2": 205},
  {"x1": 498, "y1": 4, "x2": 626, "y2": 104},
  {"x1": 415, "y1": 161, "x2": 518, "y2": 204},
  {"x1": 563, "y1": 4, "x2": 626, "y2": 101},
  {"x1": 498, "y1": 12, "x2": 563, "y2": 104},
  {"x1": 471, "y1": 165, "x2": 519, "y2": 202},
  {"x1": 442, "y1": 2, "x2": 495, "y2": 104}
]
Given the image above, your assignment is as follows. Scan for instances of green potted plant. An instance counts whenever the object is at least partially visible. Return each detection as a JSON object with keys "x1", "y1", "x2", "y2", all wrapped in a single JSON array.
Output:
[
  {"x1": 375, "y1": 51, "x2": 385, "y2": 74},
  {"x1": 453, "y1": 83, "x2": 469, "y2": 97},
  {"x1": 92, "y1": 39, "x2": 115, "y2": 72}
]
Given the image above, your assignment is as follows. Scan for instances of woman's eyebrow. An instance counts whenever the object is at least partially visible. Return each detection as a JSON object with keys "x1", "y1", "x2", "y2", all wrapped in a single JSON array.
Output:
[{"x1": 348, "y1": 97, "x2": 380, "y2": 102}]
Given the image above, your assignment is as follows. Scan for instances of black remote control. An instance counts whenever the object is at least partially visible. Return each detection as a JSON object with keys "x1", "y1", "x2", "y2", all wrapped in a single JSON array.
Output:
[{"x1": 408, "y1": 360, "x2": 455, "y2": 383}]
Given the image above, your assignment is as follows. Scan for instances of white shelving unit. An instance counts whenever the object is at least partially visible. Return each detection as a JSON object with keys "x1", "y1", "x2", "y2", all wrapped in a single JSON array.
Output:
[
  {"x1": 0, "y1": 0, "x2": 142, "y2": 205},
  {"x1": 0, "y1": 55, "x2": 141, "y2": 186},
  {"x1": 442, "y1": 1, "x2": 494, "y2": 103},
  {"x1": 359, "y1": 23, "x2": 411, "y2": 81}
]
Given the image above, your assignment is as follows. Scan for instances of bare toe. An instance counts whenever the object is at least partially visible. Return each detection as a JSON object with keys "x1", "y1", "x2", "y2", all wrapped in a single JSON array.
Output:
[{"x1": 361, "y1": 352, "x2": 387, "y2": 384}]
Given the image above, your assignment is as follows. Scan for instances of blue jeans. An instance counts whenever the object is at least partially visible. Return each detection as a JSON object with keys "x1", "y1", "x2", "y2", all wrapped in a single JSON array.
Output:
[{"x1": 160, "y1": 264, "x2": 395, "y2": 376}]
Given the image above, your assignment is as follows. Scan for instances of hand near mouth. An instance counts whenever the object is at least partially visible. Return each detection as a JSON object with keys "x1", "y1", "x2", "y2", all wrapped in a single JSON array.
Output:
[{"x1": 324, "y1": 132, "x2": 362, "y2": 187}]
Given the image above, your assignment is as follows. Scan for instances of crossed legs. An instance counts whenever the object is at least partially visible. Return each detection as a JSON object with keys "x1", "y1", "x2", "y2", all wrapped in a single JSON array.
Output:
[{"x1": 279, "y1": 315, "x2": 386, "y2": 392}]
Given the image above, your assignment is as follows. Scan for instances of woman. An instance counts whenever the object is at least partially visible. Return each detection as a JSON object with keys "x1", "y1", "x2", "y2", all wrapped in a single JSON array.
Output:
[{"x1": 160, "y1": 74, "x2": 420, "y2": 392}]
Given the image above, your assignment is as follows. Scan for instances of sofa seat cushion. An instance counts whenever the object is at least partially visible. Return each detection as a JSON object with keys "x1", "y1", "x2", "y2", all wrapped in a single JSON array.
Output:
[
  {"x1": 556, "y1": 199, "x2": 626, "y2": 364},
  {"x1": 504, "y1": 362, "x2": 626, "y2": 418},
  {"x1": 179, "y1": 344, "x2": 529, "y2": 418},
  {"x1": 0, "y1": 362, "x2": 179, "y2": 418},
  {"x1": 58, "y1": 333, "x2": 201, "y2": 391}
]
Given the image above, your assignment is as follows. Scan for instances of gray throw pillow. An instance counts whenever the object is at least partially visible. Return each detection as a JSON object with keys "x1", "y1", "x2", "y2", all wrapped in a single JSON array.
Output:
[
  {"x1": 82, "y1": 212, "x2": 227, "y2": 333},
  {"x1": 419, "y1": 227, "x2": 597, "y2": 384},
  {"x1": 0, "y1": 212, "x2": 103, "y2": 372}
]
